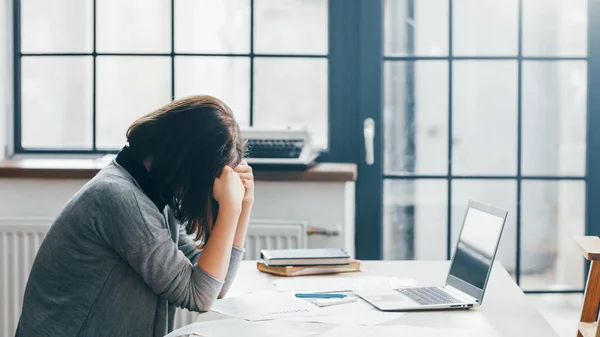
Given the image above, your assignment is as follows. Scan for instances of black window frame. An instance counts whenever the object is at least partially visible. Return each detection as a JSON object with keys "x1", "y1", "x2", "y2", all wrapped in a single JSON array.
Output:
[
  {"x1": 355, "y1": 0, "x2": 600, "y2": 296},
  {"x1": 12, "y1": 0, "x2": 346, "y2": 159}
]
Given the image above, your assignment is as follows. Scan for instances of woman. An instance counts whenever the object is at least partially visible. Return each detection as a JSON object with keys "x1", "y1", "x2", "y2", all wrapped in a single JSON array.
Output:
[{"x1": 16, "y1": 95, "x2": 254, "y2": 337}]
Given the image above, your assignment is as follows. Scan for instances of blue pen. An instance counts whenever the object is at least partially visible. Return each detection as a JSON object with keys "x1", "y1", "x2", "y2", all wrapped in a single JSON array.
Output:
[{"x1": 295, "y1": 293, "x2": 347, "y2": 299}]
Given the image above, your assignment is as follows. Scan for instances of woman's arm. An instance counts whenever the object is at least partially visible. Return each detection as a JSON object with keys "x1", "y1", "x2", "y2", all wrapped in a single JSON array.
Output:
[
  {"x1": 233, "y1": 207, "x2": 251, "y2": 249},
  {"x1": 215, "y1": 206, "x2": 250, "y2": 299},
  {"x1": 116, "y1": 166, "x2": 243, "y2": 312},
  {"x1": 216, "y1": 161, "x2": 254, "y2": 298},
  {"x1": 195, "y1": 205, "x2": 240, "y2": 280},
  {"x1": 176, "y1": 162, "x2": 252, "y2": 298},
  {"x1": 196, "y1": 166, "x2": 245, "y2": 281},
  {"x1": 99, "y1": 181, "x2": 242, "y2": 312},
  {"x1": 233, "y1": 161, "x2": 254, "y2": 249}
]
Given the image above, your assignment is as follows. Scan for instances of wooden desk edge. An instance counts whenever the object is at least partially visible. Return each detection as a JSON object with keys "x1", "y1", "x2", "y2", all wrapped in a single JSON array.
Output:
[{"x1": 0, "y1": 158, "x2": 357, "y2": 182}]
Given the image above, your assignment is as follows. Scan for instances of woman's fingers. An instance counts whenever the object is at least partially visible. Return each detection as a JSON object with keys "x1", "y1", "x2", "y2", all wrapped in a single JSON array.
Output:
[
  {"x1": 237, "y1": 172, "x2": 253, "y2": 180},
  {"x1": 234, "y1": 164, "x2": 252, "y2": 173},
  {"x1": 234, "y1": 163, "x2": 253, "y2": 181}
]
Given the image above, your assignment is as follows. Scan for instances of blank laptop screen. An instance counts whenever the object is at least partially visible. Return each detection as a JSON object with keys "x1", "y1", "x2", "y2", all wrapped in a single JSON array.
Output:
[{"x1": 448, "y1": 207, "x2": 505, "y2": 289}]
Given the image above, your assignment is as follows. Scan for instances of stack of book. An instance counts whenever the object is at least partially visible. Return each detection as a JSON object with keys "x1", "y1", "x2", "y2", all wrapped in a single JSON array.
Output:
[{"x1": 257, "y1": 248, "x2": 360, "y2": 277}]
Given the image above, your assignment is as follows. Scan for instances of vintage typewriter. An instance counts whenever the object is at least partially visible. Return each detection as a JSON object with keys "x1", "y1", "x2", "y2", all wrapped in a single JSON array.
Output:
[{"x1": 242, "y1": 128, "x2": 319, "y2": 169}]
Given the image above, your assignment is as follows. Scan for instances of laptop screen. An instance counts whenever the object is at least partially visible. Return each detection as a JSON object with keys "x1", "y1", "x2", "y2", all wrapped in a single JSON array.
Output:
[{"x1": 448, "y1": 207, "x2": 505, "y2": 289}]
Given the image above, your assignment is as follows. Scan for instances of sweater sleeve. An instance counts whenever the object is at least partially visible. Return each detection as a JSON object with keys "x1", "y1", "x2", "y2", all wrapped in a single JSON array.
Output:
[
  {"x1": 218, "y1": 246, "x2": 245, "y2": 298},
  {"x1": 179, "y1": 225, "x2": 245, "y2": 298},
  {"x1": 96, "y1": 183, "x2": 226, "y2": 312},
  {"x1": 177, "y1": 223, "x2": 245, "y2": 298},
  {"x1": 124, "y1": 233, "x2": 224, "y2": 312}
]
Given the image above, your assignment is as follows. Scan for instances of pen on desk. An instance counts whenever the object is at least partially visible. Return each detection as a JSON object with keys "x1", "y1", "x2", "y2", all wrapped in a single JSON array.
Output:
[{"x1": 295, "y1": 293, "x2": 347, "y2": 299}]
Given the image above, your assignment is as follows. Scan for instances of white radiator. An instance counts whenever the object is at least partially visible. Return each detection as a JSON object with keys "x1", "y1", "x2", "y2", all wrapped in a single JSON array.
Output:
[
  {"x1": 0, "y1": 220, "x2": 49, "y2": 337},
  {"x1": 244, "y1": 220, "x2": 307, "y2": 260},
  {"x1": 0, "y1": 219, "x2": 308, "y2": 335}
]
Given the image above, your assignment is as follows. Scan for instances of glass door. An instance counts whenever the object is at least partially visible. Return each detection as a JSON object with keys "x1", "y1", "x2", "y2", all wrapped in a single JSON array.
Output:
[{"x1": 357, "y1": 0, "x2": 591, "y2": 294}]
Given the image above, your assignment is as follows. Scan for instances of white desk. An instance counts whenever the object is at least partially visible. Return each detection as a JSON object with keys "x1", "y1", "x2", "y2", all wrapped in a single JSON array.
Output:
[{"x1": 197, "y1": 261, "x2": 559, "y2": 336}]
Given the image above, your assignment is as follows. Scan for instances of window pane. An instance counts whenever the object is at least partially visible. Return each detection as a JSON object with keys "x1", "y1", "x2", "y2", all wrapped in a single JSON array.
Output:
[
  {"x1": 175, "y1": 0, "x2": 250, "y2": 53},
  {"x1": 21, "y1": 57, "x2": 93, "y2": 148},
  {"x1": 254, "y1": 0, "x2": 328, "y2": 55},
  {"x1": 453, "y1": 0, "x2": 518, "y2": 56},
  {"x1": 452, "y1": 180, "x2": 517, "y2": 279},
  {"x1": 384, "y1": 0, "x2": 448, "y2": 56},
  {"x1": 384, "y1": 61, "x2": 448, "y2": 175},
  {"x1": 253, "y1": 58, "x2": 328, "y2": 148},
  {"x1": 452, "y1": 61, "x2": 518, "y2": 175},
  {"x1": 520, "y1": 180, "x2": 585, "y2": 291},
  {"x1": 96, "y1": 57, "x2": 171, "y2": 148},
  {"x1": 97, "y1": 0, "x2": 170, "y2": 53},
  {"x1": 522, "y1": 61, "x2": 587, "y2": 176},
  {"x1": 384, "y1": 179, "x2": 448, "y2": 260},
  {"x1": 523, "y1": 0, "x2": 587, "y2": 57},
  {"x1": 21, "y1": 0, "x2": 93, "y2": 53},
  {"x1": 175, "y1": 56, "x2": 251, "y2": 126}
]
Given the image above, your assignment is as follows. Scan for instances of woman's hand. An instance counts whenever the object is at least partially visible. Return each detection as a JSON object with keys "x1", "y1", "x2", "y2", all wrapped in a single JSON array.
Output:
[
  {"x1": 213, "y1": 166, "x2": 245, "y2": 213},
  {"x1": 234, "y1": 160, "x2": 254, "y2": 207},
  {"x1": 232, "y1": 160, "x2": 254, "y2": 250}
]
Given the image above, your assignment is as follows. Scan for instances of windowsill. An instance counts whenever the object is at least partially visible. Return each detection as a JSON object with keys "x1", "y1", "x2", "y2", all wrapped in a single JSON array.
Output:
[{"x1": 0, "y1": 158, "x2": 357, "y2": 182}]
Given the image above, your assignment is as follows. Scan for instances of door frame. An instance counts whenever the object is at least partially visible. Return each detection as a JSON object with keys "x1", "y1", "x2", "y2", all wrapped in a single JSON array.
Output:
[{"x1": 355, "y1": 0, "x2": 384, "y2": 260}]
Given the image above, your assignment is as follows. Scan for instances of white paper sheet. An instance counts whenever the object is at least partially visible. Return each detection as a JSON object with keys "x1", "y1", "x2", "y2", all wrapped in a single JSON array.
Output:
[
  {"x1": 288, "y1": 296, "x2": 405, "y2": 326},
  {"x1": 210, "y1": 295, "x2": 324, "y2": 321},
  {"x1": 163, "y1": 318, "x2": 326, "y2": 337},
  {"x1": 273, "y1": 276, "x2": 415, "y2": 293},
  {"x1": 317, "y1": 324, "x2": 484, "y2": 337},
  {"x1": 304, "y1": 297, "x2": 358, "y2": 307}
]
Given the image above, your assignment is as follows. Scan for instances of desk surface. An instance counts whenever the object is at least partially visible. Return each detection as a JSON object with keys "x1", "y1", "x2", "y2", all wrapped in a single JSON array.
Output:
[{"x1": 198, "y1": 261, "x2": 558, "y2": 336}]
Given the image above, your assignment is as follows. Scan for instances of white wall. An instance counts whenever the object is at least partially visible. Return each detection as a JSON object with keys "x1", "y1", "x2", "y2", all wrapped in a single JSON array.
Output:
[
  {"x1": 0, "y1": 0, "x2": 10, "y2": 159},
  {"x1": 0, "y1": 178, "x2": 356, "y2": 255}
]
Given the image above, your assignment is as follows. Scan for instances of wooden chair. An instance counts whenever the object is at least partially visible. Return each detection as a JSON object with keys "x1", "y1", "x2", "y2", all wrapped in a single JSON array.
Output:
[{"x1": 575, "y1": 236, "x2": 600, "y2": 337}]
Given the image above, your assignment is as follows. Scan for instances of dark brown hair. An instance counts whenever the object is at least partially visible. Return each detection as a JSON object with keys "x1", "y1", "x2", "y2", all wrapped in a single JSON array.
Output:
[{"x1": 126, "y1": 95, "x2": 245, "y2": 242}]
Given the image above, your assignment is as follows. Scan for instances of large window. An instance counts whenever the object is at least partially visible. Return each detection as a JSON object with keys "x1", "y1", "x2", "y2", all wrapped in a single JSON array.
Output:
[
  {"x1": 382, "y1": 0, "x2": 588, "y2": 293},
  {"x1": 14, "y1": 0, "x2": 329, "y2": 152}
]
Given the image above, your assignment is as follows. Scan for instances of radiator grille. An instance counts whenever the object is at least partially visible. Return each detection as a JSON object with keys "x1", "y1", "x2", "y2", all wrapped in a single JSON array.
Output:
[
  {"x1": 0, "y1": 222, "x2": 48, "y2": 337},
  {"x1": 245, "y1": 220, "x2": 307, "y2": 260}
]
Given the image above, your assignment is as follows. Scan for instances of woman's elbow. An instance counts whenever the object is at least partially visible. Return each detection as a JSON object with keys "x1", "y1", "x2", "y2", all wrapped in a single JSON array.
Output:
[
  {"x1": 196, "y1": 302, "x2": 212, "y2": 313},
  {"x1": 189, "y1": 293, "x2": 218, "y2": 313},
  {"x1": 217, "y1": 286, "x2": 230, "y2": 299},
  {"x1": 191, "y1": 284, "x2": 222, "y2": 312}
]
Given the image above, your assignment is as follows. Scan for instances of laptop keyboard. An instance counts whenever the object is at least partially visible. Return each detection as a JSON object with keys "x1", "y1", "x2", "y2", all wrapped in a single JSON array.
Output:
[{"x1": 400, "y1": 287, "x2": 462, "y2": 306}]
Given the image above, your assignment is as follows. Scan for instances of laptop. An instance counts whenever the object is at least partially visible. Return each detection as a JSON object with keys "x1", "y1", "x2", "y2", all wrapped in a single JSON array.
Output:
[{"x1": 356, "y1": 200, "x2": 508, "y2": 311}]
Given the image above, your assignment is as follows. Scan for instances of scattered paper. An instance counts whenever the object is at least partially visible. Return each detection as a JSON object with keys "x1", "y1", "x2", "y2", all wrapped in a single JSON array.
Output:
[
  {"x1": 317, "y1": 324, "x2": 482, "y2": 337},
  {"x1": 164, "y1": 318, "x2": 326, "y2": 337},
  {"x1": 273, "y1": 276, "x2": 415, "y2": 293},
  {"x1": 288, "y1": 296, "x2": 405, "y2": 326},
  {"x1": 304, "y1": 296, "x2": 358, "y2": 307},
  {"x1": 210, "y1": 295, "x2": 324, "y2": 321}
]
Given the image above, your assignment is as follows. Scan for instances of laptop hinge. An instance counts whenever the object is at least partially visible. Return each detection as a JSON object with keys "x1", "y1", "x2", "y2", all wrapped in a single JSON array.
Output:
[{"x1": 445, "y1": 285, "x2": 479, "y2": 303}]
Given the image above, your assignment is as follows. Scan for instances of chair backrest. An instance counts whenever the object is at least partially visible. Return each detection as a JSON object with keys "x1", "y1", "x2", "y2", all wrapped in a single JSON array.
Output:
[{"x1": 574, "y1": 236, "x2": 600, "y2": 337}]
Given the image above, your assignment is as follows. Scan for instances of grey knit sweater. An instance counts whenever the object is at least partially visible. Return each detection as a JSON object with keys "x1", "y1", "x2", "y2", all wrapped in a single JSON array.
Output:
[{"x1": 16, "y1": 161, "x2": 244, "y2": 337}]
